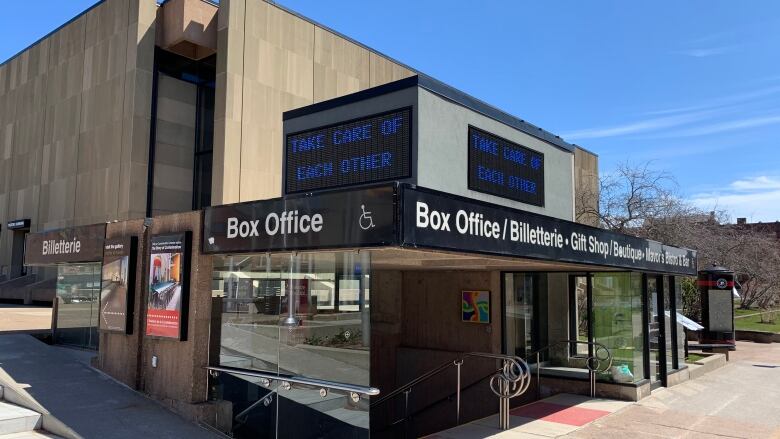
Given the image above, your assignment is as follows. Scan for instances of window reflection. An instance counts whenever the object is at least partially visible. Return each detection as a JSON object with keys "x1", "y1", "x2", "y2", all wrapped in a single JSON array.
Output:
[
  {"x1": 212, "y1": 251, "x2": 371, "y2": 386},
  {"x1": 54, "y1": 263, "x2": 101, "y2": 350}
]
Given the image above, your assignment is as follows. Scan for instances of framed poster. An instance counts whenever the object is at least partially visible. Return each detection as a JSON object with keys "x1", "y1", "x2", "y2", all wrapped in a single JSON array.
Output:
[
  {"x1": 146, "y1": 232, "x2": 191, "y2": 340},
  {"x1": 99, "y1": 237, "x2": 137, "y2": 334},
  {"x1": 462, "y1": 290, "x2": 490, "y2": 323}
]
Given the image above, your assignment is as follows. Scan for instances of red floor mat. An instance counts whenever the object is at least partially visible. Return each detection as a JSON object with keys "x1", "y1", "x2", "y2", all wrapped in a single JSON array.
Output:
[{"x1": 509, "y1": 401, "x2": 611, "y2": 426}]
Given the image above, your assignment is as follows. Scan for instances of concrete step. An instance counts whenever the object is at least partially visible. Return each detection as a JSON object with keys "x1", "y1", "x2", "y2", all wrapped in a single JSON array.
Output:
[
  {"x1": 0, "y1": 402, "x2": 41, "y2": 436},
  {"x1": 0, "y1": 432, "x2": 63, "y2": 439}
]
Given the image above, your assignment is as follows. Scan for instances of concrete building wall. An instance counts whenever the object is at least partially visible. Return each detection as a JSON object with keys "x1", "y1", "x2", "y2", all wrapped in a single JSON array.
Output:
[
  {"x1": 98, "y1": 219, "x2": 147, "y2": 389},
  {"x1": 0, "y1": 0, "x2": 157, "y2": 275},
  {"x1": 574, "y1": 147, "x2": 599, "y2": 226},
  {"x1": 417, "y1": 88, "x2": 575, "y2": 221},
  {"x1": 371, "y1": 269, "x2": 505, "y2": 437},
  {"x1": 212, "y1": 0, "x2": 415, "y2": 205}
]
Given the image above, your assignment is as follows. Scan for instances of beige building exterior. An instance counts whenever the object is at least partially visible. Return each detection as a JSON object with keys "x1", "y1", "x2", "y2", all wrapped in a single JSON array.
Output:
[{"x1": 0, "y1": 0, "x2": 597, "y2": 284}]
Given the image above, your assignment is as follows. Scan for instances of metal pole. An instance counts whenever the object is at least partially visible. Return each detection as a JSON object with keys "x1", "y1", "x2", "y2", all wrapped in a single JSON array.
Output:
[
  {"x1": 499, "y1": 368, "x2": 510, "y2": 430},
  {"x1": 535, "y1": 352, "x2": 540, "y2": 400},
  {"x1": 589, "y1": 368, "x2": 595, "y2": 398},
  {"x1": 455, "y1": 360, "x2": 462, "y2": 425},
  {"x1": 403, "y1": 389, "x2": 411, "y2": 439}
]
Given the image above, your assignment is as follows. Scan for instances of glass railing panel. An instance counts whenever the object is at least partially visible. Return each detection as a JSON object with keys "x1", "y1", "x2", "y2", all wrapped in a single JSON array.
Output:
[
  {"x1": 209, "y1": 371, "x2": 277, "y2": 438},
  {"x1": 277, "y1": 384, "x2": 369, "y2": 439}
]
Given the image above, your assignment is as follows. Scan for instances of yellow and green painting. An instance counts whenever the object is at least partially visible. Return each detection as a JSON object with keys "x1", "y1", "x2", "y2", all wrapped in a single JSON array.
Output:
[{"x1": 462, "y1": 290, "x2": 490, "y2": 323}]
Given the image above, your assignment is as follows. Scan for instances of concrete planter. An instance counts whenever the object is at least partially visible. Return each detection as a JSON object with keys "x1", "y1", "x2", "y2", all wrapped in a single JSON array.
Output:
[
  {"x1": 688, "y1": 353, "x2": 727, "y2": 380},
  {"x1": 735, "y1": 329, "x2": 780, "y2": 343}
]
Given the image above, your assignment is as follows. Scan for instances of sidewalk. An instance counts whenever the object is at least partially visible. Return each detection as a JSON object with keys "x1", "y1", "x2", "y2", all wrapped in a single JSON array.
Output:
[
  {"x1": 0, "y1": 305, "x2": 52, "y2": 333},
  {"x1": 569, "y1": 341, "x2": 780, "y2": 439},
  {"x1": 0, "y1": 334, "x2": 220, "y2": 439},
  {"x1": 427, "y1": 394, "x2": 630, "y2": 438}
]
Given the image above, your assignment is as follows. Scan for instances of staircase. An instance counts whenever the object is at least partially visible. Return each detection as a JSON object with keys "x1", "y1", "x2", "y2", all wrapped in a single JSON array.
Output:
[{"x1": 0, "y1": 386, "x2": 61, "y2": 439}]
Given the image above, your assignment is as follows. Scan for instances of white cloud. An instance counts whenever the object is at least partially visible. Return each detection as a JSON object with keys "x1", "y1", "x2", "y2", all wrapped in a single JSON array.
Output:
[
  {"x1": 560, "y1": 108, "x2": 719, "y2": 140},
  {"x1": 644, "y1": 85, "x2": 780, "y2": 116},
  {"x1": 665, "y1": 114, "x2": 780, "y2": 137},
  {"x1": 690, "y1": 175, "x2": 780, "y2": 222},
  {"x1": 674, "y1": 45, "x2": 735, "y2": 58},
  {"x1": 730, "y1": 176, "x2": 780, "y2": 191},
  {"x1": 561, "y1": 84, "x2": 780, "y2": 141}
]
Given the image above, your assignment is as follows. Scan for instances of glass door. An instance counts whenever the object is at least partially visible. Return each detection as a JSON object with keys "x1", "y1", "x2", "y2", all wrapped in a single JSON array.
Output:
[
  {"x1": 504, "y1": 273, "x2": 547, "y2": 361},
  {"x1": 569, "y1": 275, "x2": 590, "y2": 357},
  {"x1": 645, "y1": 276, "x2": 665, "y2": 387},
  {"x1": 54, "y1": 263, "x2": 101, "y2": 349}
]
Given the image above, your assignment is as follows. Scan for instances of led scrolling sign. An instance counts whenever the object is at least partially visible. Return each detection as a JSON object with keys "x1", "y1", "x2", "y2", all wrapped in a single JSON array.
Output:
[
  {"x1": 285, "y1": 108, "x2": 412, "y2": 193},
  {"x1": 468, "y1": 126, "x2": 545, "y2": 206}
]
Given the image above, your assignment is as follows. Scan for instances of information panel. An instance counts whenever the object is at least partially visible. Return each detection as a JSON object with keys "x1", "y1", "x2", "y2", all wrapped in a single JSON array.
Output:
[
  {"x1": 468, "y1": 126, "x2": 545, "y2": 206},
  {"x1": 285, "y1": 108, "x2": 411, "y2": 193},
  {"x1": 146, "y1": 232, "x2": 191, "y2": 340},
  {"x1": 99, "y1": 237, "x2": 137, "y2": 334}
]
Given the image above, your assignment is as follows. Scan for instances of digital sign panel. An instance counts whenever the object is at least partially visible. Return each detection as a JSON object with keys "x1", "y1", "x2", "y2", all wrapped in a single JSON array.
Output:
[
  {"x1": 285, "y1": 108, "x2": 411, "y2": 193},
  {"x1": 99, "y1": 237, "x2": 137, "y2": 334},
  {"x1": 146, "y1": 232, "x2": 191, "y2": 340},
  {"x1": 468, "y1": 126, "x2": 545, "y2": 206}
]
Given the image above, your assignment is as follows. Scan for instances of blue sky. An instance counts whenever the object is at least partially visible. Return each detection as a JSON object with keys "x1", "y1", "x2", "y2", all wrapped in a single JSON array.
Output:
[{"x1": 3, "y1": 1, "x2": 780, "y2": 222}]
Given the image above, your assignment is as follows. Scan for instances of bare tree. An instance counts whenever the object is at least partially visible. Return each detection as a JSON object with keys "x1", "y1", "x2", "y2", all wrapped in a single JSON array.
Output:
[
  {"x1": 582, "y1": 161, "x2": 780, "y2": 312},
  {"x1": 576, "y1": 162, "x2": 694, "y2": 234}
]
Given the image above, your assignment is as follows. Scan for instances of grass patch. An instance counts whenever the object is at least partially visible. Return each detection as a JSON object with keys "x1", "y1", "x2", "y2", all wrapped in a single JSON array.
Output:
[
  {"x1": 686, "y1": 353, "x2": 707, "y2": 364},
  {"x1": 734, "y1": 312, "x2": 780, "y2": 333}
]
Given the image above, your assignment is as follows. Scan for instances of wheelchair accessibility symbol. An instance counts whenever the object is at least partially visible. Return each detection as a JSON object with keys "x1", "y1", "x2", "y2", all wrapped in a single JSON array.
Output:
[{"x1": 359, "y1": 205, "x2": 375, "y2": 230}]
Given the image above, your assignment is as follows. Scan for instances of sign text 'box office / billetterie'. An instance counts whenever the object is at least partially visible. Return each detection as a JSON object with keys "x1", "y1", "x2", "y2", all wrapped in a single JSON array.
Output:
[{"x1": 202, "y1": 184, "x2": 696, "y2": 276}]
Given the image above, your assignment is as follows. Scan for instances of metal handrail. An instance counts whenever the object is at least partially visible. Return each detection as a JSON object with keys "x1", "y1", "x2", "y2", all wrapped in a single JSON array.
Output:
[
  {"x1": 525, "y1": 340, "x2": 613, "y2": 399},
  {"x1": 370, "y1": 351, "x2": 531, "y2": 435},
  {"x1": 205, "y1": 365, "x2": 380, "y2": 396}
]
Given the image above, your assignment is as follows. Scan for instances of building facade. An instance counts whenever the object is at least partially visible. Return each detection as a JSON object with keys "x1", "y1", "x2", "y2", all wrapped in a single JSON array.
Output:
[{"x1": 0, "y1": 2, "x2": 702, "y2": 439}]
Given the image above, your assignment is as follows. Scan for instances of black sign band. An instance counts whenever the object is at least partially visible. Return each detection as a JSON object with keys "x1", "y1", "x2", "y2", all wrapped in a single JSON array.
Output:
[
  {"x1": 202, "y1": 184, "x2": 696, "y2": 275},
  {"x1": 402, "y1": 187, "x2": 696, "y2": 275},
  {"x1": 202, "y1": 185, "x2": 397, "y2": 254},
  {"x1": 7, "y1": 219, "x2": 31, "y2": 230},
  {"x1": 24, "y1": 224, "x2": 106, "y2": 266}
]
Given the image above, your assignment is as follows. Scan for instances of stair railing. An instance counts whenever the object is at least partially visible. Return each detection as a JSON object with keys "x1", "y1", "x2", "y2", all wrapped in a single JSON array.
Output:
[
  {"x1": 370, "y1": 352, "x2": 531, "y2": 436},
  {"x1": 525, "y1": 340, "x2": 612, "y2": 399},
  {"x1": 205, "y1": 364, "x2": 379, "y2": 431}
]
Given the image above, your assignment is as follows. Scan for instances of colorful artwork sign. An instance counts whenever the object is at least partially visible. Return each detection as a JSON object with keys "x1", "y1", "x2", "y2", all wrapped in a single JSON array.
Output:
[
  {"x1": 462, "y1": 290, "x2": 490, "y2": 323},
  {"x1": 146, "y1": 232, "x2": 191, "y2": 340}
]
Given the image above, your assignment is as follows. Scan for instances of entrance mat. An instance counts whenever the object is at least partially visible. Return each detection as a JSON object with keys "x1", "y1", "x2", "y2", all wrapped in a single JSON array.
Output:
[{"x1": 509, "y1": 401, "x2": 611, "y2": 426}]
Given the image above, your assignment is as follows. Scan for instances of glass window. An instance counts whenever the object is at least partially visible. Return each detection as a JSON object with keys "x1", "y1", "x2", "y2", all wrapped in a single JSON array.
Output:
[
  {"x1": 213, "y1": 251, "x2": 371, "y2": 385},
  {"x1": 663, "y1": 276, "x2": 674, "y2": 373},
  {"x1": 54, "y1": 263, "x2": 101, "y2": 349},
  {"x1": 504, "y1": 273, "x2": 540, "y2": 361},
  {"x1": 569, "y1": 275, "x2": 589, "y2": 356},
  {"x1": 674, "y1": 277, "x2": 686, "y2": 368},
  {"x1": 212, "y1": 251, "x2": 371, "y2": 437},
  {"x1": 591, "y1": 273, "x2": 644, "y2": 383}
]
